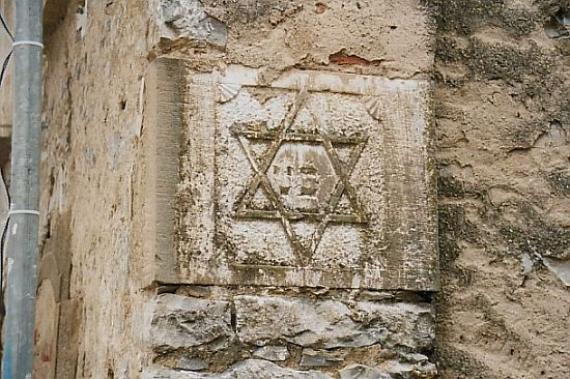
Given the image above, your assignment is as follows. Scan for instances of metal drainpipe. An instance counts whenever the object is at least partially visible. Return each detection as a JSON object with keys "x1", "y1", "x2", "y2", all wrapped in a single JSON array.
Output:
[{"x1": 1, "y1": 0, "x2": 43, "y2": 378}]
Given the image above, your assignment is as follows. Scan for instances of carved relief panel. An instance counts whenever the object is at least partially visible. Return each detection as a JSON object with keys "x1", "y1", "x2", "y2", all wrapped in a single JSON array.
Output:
[{"x1": 143, "y1": 59, "x2": 437, "y2": 291}]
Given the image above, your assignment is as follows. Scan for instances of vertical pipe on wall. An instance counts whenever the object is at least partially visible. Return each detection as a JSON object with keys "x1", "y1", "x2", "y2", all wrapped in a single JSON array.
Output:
[{"x1": 1, "y1": 0, "x2": 43, "y2": 378}]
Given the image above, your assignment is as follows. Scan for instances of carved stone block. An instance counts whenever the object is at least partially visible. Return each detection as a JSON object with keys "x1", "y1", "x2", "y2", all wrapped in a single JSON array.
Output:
[{"x1": 142, "y1": 59, "x2": 437, "y2": 290}]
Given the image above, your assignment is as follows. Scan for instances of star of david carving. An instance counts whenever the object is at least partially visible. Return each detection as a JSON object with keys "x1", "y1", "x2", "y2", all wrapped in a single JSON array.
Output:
[{"x1": 231, "y1": 90, "x2": 368, "y2": 264}]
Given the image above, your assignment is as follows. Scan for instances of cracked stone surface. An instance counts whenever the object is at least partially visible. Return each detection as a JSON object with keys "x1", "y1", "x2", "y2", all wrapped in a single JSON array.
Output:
[
  {"x1": 339, "y1": 360, "x2": 437, "y2": 379},
  {"x1": 144, "y1": 359, "x2": 332, "y2": 379},
  {"x1": 28, "y1": 0, "x2": 443, "y2": 377},
  {"x1": 252, "y1": 346, "x2": 290, "y2": 362},
  {"x1": 300, "y1": 349, "x2": 344, "y2": 367},
  {"x1": 158, "y1": 0, "x2": 228, "y2": 47},
  {"x1": 150, "y1": 294, "x2": 233, "y2": 350},
  {"x1": 234, "y1": 295, "x2": 434, "y2": 350}
]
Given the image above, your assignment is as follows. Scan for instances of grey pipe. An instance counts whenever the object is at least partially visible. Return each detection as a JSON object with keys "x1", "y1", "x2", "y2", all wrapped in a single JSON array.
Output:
[{"x1": 1, "y1": 1, "x2": 43, "y2": 378}]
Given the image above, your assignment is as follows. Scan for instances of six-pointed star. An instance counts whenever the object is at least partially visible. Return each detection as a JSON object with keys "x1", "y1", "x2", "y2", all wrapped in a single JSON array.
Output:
[{"x1": 231, "y1": 90, "x2": 368, "y2": 264}]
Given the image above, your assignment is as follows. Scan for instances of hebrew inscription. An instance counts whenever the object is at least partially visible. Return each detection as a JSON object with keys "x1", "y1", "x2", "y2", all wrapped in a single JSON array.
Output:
[
  {"x1": 232, "y1": 90, "x2": 368, "y2": 264},
  {"x1": 144, "y1": 60, "x2": 438, "y2": 290}
]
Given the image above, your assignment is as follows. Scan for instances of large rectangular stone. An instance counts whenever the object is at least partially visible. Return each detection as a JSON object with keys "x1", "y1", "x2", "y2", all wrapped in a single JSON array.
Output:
[
  {"x1": 234, "y1": 296, "x2": 434, "y2": 350},
  {"x1": 143, "y1": 58, "x2": 437, "y2": 290},
  {"x1": 149, "y1": 294, "x2": 233, "y2": 351}
]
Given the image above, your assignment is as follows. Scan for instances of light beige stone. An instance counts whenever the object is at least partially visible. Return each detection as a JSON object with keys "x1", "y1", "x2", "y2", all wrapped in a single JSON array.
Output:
[
  {"x1": 22, "y1": 0, "x2": 445, "y2": 378},
  {"x1": 144, "y1": 59, "x2": 437, "y2": 291},
  {"x1": 150, "y1": 294, "x2": 233, "y2": 350},
  {"x1": 32, "y1": 280, "x2": 59, "y2": 379},
  {"x1": 252, "y1": 346, "x2": 290, "y2": 362}
]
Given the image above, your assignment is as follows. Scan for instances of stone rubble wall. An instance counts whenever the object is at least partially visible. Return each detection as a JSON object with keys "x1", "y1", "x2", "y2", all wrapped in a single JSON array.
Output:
[
  {"x1": 11, "y1": 0, "x2": 568, "y2": 378},
  {"x1": 30, "y1": 1, "x2": 439, "y2": 377},
  {"x1": 145, "y1": 290, "x2": 436, "y2": 378},
  {"x1": 139, "y1": 1, "x2": 438, "y2": 378}
]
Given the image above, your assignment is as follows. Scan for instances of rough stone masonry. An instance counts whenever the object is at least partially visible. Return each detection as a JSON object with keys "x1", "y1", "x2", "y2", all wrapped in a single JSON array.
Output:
[
  {"x1": 19, "y1": 0, "x2": 442, "y2": 377},
  {"x1": 140, "y1": 0, "x2": 438, "y2": 378},
  {"x1": 22, "y1": 0, "x2": 569, "y2": 377}
]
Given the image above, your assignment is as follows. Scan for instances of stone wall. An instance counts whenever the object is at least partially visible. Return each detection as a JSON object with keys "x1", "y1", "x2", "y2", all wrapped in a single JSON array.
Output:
[
  {"x1": 139, "y1": 1, "x2": 438, "y2": 378},
  {"x1": 145, "y1": 289, "x2": 436, "y2": 378},
  {"x1": 429, "y1": 0, "x2": 570, "y2": 378},
  {"x1": 0, "y1": 0, "x2": 565, "y2": 378},
  {"x1": 27, "y1": 1, "x2": 440, "y2": 378},
  {"x1": 34, "y1": 1, "x2": 156, "y2": 377}
]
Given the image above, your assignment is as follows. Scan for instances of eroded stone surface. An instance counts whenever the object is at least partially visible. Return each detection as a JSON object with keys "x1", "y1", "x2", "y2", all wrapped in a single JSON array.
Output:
[
  {"x1": 339, "y1": 359, "x2": 437, "y2": 379},
  {"x1": 144, "y1": 359, "x2": 332, "y2": 379},
  {"x1": 158, "y1": 0, "x2": 228, "y2": 47},
  {"x1": 29, "y1": 0, "x2": 440, "y2": 378},
  {"x1": 252, "y1": 346, "x2": 290, "y2": 362},
  {"x1": 150, "y1": 294, "x2": 233, "y2": 350},
  {"x1": 235, "y1": 296, "x2": 434, "y2": 350},
  {"x1": 146, "y1": 60, "x2": 437, "y2": 291},
  {"x1": 199, "y1": 0, "x2": 433, "y2": 78},
  {"x1": 340, "y1": 365, "x2": 393, "y2": 379},
  {"x1": 176, "y1": 357, "x2": 209, "y2": 371},
  {"x1": 300, "y1": 349, "x2": 344, "y2": 367}
]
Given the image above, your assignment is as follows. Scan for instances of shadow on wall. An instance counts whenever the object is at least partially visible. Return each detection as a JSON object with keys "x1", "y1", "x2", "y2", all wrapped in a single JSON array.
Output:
[
  {"x1": 0, "y1": 135, "x2": 9, "y2": 188},
  {"x1": 43, "y1": 0, "x2": 73, "y2": 37}
]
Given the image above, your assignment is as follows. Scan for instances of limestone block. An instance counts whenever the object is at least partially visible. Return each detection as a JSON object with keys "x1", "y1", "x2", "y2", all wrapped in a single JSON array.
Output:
[
  {"x1": 157, "y1": 0, "x2": 228, "y2": 47},
  {"x1": 150, "y1": 294, "x2": 233, "y2": 350},
  {"x1": 143, "y1": 59, "x2": 438, "y2": 291},
  {"x1": 144, "y1": 359, "x2": 332, "y2": 379},
  {"x1": 300, "y1": 349, "x2": 344, "y2": 367},
  {"x1": 339, "y1": 360, "x2": 437, "y2": 379},
  {"x1": 235, "y1": 296, "x2": 434, "y2": 350},
  {"x1": 252, "y1": 346, "x2": 290, "y2": 362},
  {"x1": 199, "y1": 0, "x2": 433, "y2": 78},
  {"x1": 175, "y1": 357, "x2": 209, "y2": 371},
  {"x1": 340, "y1": 365, "x2": 392, "y2": 379}
]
